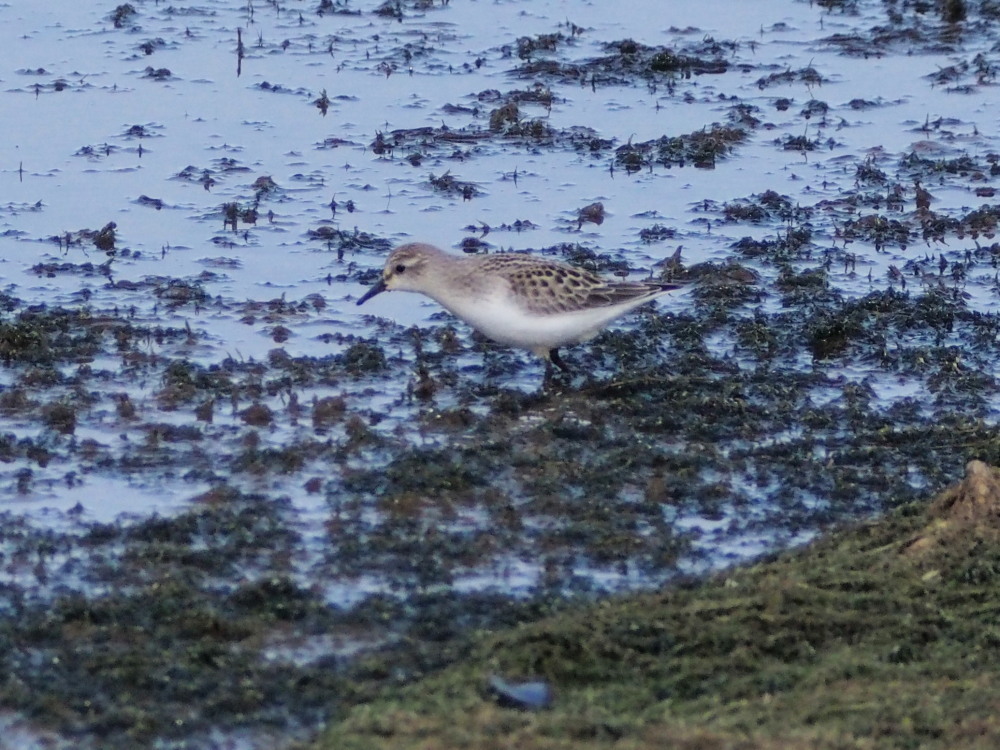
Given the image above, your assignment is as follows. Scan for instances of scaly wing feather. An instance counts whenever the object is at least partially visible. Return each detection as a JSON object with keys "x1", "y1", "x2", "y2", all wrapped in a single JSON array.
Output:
[{"x1": 476, "y1": 254, "x2": 678, "y2": 315}]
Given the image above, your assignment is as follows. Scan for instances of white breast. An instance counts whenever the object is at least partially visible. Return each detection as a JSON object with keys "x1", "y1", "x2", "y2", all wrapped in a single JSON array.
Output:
[{"x1": 435, "y1": 284, "x2": 653, "y2": 351}]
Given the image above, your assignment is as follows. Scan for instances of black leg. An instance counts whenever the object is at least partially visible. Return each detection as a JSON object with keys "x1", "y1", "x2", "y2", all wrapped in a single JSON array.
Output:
[{"x1": 549, "y1": 348, "x2": 570, "y2": 372}]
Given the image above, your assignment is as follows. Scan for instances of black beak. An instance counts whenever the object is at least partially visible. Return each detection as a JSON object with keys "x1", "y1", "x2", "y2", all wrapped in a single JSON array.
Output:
[{"x1": 356, "y1": 276, "x2": 387, "y2": 305}]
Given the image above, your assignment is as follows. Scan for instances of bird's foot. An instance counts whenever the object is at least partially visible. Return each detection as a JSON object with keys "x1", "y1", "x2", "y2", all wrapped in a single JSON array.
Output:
[{"x1": 548, "y1": 348, "x2": 571, "y2": 373}]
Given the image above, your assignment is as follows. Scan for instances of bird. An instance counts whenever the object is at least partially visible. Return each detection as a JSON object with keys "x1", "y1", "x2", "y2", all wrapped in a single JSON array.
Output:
[{"x1": 356, "y1": 242, "x2": 681, "y2": 372}]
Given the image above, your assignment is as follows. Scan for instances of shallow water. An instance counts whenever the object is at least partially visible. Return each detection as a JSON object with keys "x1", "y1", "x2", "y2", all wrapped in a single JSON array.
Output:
[
  {"x1": 0, "y1": 0, "x2": 991, "y2": 509},
  {"x1": 2, "y1": 0, "x2": 1000, "y2": 746}
]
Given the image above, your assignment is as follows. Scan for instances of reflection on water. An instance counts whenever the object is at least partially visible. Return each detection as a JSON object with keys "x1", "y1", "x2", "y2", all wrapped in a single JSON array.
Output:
[{"x1": 1, "y1": 0, "x2": 1000, "y2": 744}]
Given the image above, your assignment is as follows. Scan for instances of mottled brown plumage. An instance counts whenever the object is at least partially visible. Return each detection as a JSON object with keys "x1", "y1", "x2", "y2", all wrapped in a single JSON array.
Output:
[{"x1": 357, "y1": 242, "x2": 680, "y2": 370}]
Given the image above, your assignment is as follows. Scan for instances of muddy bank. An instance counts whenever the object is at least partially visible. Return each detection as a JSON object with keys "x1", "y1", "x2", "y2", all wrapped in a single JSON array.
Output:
[
  {"x1": 0, "y1": 241, "x2": 999, "y2": 746},
  {"x1": 319, "y1": 460, "x2": 1000, "y2": 750},
  {"x1": 3, "y1": 0, "x2": 1000, "y2": 747}
]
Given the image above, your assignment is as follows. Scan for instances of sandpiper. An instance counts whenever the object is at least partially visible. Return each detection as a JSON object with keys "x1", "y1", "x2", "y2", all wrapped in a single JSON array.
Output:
[{"x1": 356, "y1": 242, "x2": 680, "y2": 371}]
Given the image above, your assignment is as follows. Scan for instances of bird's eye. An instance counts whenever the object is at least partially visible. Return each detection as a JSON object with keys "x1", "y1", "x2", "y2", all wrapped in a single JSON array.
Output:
[{"x1": 395, "y1": 263, "x2": 406, "y2": 274}]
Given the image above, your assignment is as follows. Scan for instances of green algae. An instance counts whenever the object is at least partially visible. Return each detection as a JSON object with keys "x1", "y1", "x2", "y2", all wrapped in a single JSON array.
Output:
[
  {"x1": 7, "y1": 2, "x2": 1000, "y2": 747},
  {"x1": 316, "y1": 462, "x2": 1000, "y2": 750},
  {"x1": 614, "y1": 120, "x2": 749, "y2": 173},
  {"x1": 0, "y1": 492, "x2": 343, "y2": 748},
  {"x1": 6, "y1": 210, "x2": 1000, "y2": 745}
]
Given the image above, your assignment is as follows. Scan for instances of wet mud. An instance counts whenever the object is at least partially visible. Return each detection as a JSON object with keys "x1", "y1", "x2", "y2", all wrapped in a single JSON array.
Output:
[
  {"x1": 2, "y1": 0, "x2": 1000, "y2": 747},
  {"x1": 322, "y1": 460, "x2": 1000, "y2": 749}
]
